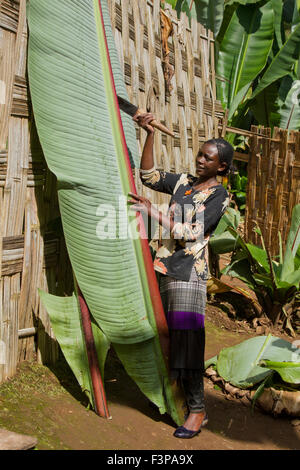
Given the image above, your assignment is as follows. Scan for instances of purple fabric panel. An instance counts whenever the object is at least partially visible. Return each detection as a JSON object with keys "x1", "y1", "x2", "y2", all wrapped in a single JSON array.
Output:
[{"x1": 166, "y1": 311, "x2": 205, "y2": 330}]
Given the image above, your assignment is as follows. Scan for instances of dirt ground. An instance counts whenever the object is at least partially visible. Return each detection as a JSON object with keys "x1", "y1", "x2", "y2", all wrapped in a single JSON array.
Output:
[{"x1": 0, "y1": 296, "x2": 299, "y2": 451}]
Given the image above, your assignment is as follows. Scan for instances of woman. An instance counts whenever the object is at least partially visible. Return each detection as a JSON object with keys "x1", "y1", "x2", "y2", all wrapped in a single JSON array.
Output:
[{"x1": 128, "y1": 113, "x2": 233, "y2": 439}]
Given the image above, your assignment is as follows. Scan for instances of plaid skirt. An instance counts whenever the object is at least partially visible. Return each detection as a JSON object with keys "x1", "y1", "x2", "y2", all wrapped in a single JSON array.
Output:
[{"x1": 159, "y1": 272, "x2": 207, "y2": 380}]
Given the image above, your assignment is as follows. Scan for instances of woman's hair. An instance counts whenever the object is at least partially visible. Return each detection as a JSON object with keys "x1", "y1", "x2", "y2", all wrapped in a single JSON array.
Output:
[{"x1": 206, "y1": 138, "x2": 234, "y2": 176}]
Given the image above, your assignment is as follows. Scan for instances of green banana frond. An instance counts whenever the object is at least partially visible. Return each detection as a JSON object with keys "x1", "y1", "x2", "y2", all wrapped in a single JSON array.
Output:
[
  {"x1": 28, "y1": 0, "x2": 184, "y2": 425},
  {"x1": 217, "y1": 2, "x2": 274, "y2": 116}
]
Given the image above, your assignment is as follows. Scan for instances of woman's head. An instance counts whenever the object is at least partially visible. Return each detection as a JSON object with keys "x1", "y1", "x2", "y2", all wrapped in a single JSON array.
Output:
[{"x1": 196, "y1": 138, "x2": 234, "y2": 179}]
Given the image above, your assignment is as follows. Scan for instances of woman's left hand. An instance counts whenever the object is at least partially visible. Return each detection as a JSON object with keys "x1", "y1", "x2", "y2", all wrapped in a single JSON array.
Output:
[{"x1": 128, "y1": 192, "x2": 153, "y2": 216}]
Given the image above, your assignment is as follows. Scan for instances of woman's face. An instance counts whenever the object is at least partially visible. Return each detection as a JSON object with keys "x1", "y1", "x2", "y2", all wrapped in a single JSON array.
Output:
[{"x1": 195, "y1": 142, "x2": 227, "y2": 179}]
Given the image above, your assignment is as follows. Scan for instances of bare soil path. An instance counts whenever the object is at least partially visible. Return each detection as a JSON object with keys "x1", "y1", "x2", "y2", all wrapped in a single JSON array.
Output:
[{"x1": 0, "y1": 303, "x2": 299, "y2": 451}]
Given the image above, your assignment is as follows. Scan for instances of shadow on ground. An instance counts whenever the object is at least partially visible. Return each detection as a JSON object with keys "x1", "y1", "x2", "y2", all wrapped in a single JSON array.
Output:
[{"x1": 0, "y1": 318, "x2": 299, "y2": 450}]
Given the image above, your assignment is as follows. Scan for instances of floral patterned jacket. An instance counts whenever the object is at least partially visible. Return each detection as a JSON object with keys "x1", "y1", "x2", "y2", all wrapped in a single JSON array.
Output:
[{"x1": 140, "y1": 167, "x2": 229, "y2": 282}]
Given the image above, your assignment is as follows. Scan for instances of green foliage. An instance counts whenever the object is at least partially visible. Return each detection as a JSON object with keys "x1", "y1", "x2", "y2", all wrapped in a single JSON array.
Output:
[
  {"x1": 228, "y1": 170, "x2": 248, "y2": 211},
  {"x1": 189, "y1": 0, "x2": 225, "y2": 36},
  {"x1": 219, "y1": 0, "x2": 300, "y2": 131},
  {"x1": 163, "y1": 0, "x2": 224, "y2": 35},
  {"x1": 205, "y1": 334, "x2": 300, "y2": 402},
  {"x1": 209, "y1": 204, "x2": 300, "y2": 326},
  {"x1": 205, "y1": 334, "x2": 300, "y2": 387},
  {"x1": 164, "y1": 0, "x2": 300, "y2": 132},
  {"x1": 217, "y1": 2, "x2": 274, "y2": 119},
  {"x1": 259, "y1": 359, "x2": 300, "y2": 384},
  {"x1": 250, "y1": 22, "x2": 300, "y2": 100}
]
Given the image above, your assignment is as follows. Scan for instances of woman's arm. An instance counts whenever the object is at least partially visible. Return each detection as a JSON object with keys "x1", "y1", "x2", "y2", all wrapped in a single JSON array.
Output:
[
  {"x1": 133, "y1": 113, "x2": 155, "y2": 170},
  {"x1": 128, "y1": 193, "x2": 175, "y2": 232},
  {"x1": 134, "y1": 112, "x2": 181, "y2": 194}
]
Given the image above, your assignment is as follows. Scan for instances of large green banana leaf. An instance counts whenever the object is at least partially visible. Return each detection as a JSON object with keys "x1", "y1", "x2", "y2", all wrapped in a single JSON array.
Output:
[
  {"x1": 217, "y1": 2, "x2": 274, "y2": 117},
  {"x1": 27, "y1": 0, "x2": 183, "y2": 425},
  {"x1": 283, "y1": 0, "x2": 300, "y2": 28},
  {"x1": 272, "y1": 0, "x2": 284, "y2": 49},
  {"x1": 250, "y1": 81, "x2": 282, "y2": 128},
  {"x1": 216, "y1": 3, "x2": 238, "y2": 44},
  {"x1": 164, "y1": 0, "x2": 224, "y2": 36},
  {"x1": 259, "y1": 359, "x2": 300, "y2": 384},
  {"x1": 190, "y1": 0, "x2": 224, "y2": 37},
  {"x1": 205, "y1": 334, "x2": 300, "y2": 388},
  {"x1": 251, "y1": 22, "x2": 300, "y2": 100}
]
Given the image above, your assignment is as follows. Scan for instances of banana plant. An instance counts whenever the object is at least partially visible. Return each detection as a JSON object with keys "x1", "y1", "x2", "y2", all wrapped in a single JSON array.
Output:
[
  {"x1": 164, "y1": 1, "x2": 300, "y2": 132},
  {"x1": 205, "y1": 333, "x2": 300, "y2": 388},
  {"x1": 209, "y1": 204, "x2": 300, "y2": 327},
  {"x1": 205, "y1": 333, "x2": 300, "y2": 414},
  {"x1": 220, "y1": 0, "x2": 300, "y2": 131},
  {"x1": 216, "y1": 1, "x2": 275, "y2": 120},
  {"x1": 27, "y1": 0, "x2": 185, "y2": 425}
]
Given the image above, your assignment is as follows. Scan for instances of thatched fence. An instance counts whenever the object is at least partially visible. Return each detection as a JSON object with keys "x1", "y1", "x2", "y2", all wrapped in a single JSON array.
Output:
[
  {"x1": 245, "y1": 126, "x2": 300, "y2": 256},
  {"x1": 0, "y1": 0, "x2": 73, "y2": 382},
  {"x1": 0, "y1": 0, "x2": 299, "y2": 384}
]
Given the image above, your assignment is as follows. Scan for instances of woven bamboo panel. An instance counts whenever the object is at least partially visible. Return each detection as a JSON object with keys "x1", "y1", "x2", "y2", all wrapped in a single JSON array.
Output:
[
  {"x1": 107, "y1": 0, "x2": 226, "y2": 208},
  {"x1": 0, "y1": 0, "x2": 73, "y2": 383},
  {"x1": 245, "y1": 126, "x2": 300, "y2": 256}
]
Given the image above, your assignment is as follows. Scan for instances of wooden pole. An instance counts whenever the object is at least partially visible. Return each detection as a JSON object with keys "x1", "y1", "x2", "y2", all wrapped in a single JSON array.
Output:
[{"x1": 76, "y1": 283, "x2": 110, "y2": 419}]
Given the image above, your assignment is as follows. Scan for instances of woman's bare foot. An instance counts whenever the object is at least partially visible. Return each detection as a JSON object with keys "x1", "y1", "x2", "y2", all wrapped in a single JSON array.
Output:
[{"x1": 183, "y1": 411, "x2": 207, "y2": 431}]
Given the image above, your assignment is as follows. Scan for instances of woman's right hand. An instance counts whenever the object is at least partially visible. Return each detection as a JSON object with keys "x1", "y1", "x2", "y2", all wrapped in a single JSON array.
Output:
[{"x1": 133, "y1": 112, "x2": 155, "y2": 134}]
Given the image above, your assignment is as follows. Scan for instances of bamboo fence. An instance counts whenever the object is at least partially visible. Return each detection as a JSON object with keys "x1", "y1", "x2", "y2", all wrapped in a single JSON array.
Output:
[
  {"x1": 0, "y1": 0, "x2": 73, "y2": 383},
  {"x1": 245, "y1": 126, "x2": 300, "y2": 256}
]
